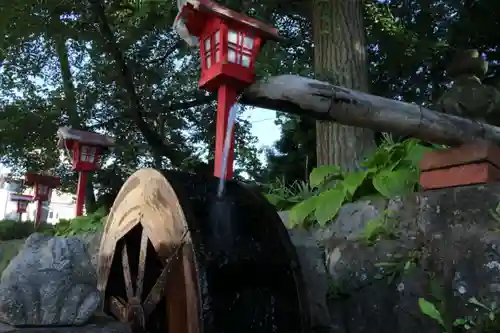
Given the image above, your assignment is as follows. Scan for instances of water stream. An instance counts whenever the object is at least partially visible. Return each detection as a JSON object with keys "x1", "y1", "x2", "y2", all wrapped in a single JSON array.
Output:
[{"x1": 216, "y1": 103, "x2": 239, "y2": 198}]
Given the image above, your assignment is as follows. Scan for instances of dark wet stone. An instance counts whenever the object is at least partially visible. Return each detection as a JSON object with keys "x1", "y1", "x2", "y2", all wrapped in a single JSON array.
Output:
[{"x1": 281, "y1": 183, "x2": 500, "y2": 333}]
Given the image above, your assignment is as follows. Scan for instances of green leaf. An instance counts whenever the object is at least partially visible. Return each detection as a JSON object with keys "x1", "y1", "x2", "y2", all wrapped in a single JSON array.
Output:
[
  {"x1": 373, "y1": 168, "x2": 417, "y2": 198},
  {"x1": 343, "y1": 171, "x2": 367, "y2": 195},
  {"x1": 288, "y1": 197, "x2": 318, "y2": 227},
  {"x1": 418, "y1": 298, "x2": 445, "y2": 327},
  {"x1": 361, "y1": 218, "x2": 382, "y2": 240},
  {"x1": 404, "y1": 142, "x2": 434, "y2": 166},
  {"x1": 309, "y1": 165, "x2": 342, "y2": 188},
  {"x1": 264, "y1": 193, "x2": 284, "y2": 206},
  {"x1": 374, "y1": 262, "x2": 398, "y2": 268},
  {"x1": 314, "y1": 186, "x2": 347, "y2": 225},
  {"x1": 468, "y1": 297, "x2": 490, "y2": 311}
]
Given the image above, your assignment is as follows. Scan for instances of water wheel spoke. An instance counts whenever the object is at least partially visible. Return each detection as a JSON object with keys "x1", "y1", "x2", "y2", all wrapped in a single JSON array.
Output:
[
  {"x1": 109, "y1": 296, "x2": 127, "y2": 322},
  {"x1": 136, "y1": 227, "x2": 148, "y2": 299},
  {"x1": 142, "y1": 260, "x2": 172, "y2": 317},
  {"x1": 121, "y1": 243, "x2": 134, "y2": 301}
]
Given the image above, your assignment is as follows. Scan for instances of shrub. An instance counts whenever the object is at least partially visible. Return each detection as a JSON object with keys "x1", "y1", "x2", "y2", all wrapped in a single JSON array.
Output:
[
  {"x1": 0, "y1": 207, "x2": 107, "y2": 240},
  {"x1": 52, "y1": 208, "x2": 107, "y2": 236},
  {"x1": 0, "y1": 219, "x2": 55, "y2": 240}
]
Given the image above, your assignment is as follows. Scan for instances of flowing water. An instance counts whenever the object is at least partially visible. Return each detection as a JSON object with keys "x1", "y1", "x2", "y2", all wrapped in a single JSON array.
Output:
[
  {"x1": 192, "y1": 102, "x2": 308, "y2": 332},
  {"x1": 217, "y1": 103, "x2": 239, "y2": 198}
]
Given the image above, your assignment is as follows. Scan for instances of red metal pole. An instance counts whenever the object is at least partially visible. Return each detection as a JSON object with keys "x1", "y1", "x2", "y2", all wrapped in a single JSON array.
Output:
[
  {"x1": 214, "y1": 84, "x2": 238, "y2": 179},
  {"x1": 35, "y1": 200, "x2": 43, "y2": 228},
  {"x1": 75, "y1": 171, "x2": 87, "y2": 216}
]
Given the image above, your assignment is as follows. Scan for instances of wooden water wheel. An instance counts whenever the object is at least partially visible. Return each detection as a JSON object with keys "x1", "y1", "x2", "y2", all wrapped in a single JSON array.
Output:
[{"x1": 98, "y1": 168, "x2": 310, "y2": 333}]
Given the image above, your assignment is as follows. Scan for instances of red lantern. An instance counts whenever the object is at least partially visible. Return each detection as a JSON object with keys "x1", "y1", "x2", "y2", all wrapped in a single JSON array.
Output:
[
  {"x1": 57, "y1": 127, "x2": 115, "y2": 216},
  {"x1": 174, "y1": 0, "x2": 281, "y2": 179},
  {"x1": 24, "y1": 172, "x2": 60, "y2": 227},
  {"x1": 9, "y1": 194, "x2": 33, "y2": 214},
  {"x1": 57, "y1": 127, "x2": 114, "y2": 172}
]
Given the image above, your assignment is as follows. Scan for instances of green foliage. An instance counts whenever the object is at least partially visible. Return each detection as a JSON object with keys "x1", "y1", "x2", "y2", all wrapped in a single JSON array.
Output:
[
  {"x1": 0, "y1": 209, "x2": 106, "y2": 241},
  {"x1": 419, "y1": 295, "x2": 500, "y2": 332},
  {"x1": 0, "y1": 220, "x2": 55, "y2": 240},
  {"x1": 52, "y1": 208, "x2": 107, "y2": 236},
  {"x1": 282, "y1": 138, "x2": 434, "y2": 228},
  {"x1": 264, "y1": 177, "x2": 315, "y2": 211},
  {"x1": 419, "y1": 298, "x2": 445, "y2": 328},
  {"x1": 360, "y1": 209, "x2": 398, "y2": 246}
]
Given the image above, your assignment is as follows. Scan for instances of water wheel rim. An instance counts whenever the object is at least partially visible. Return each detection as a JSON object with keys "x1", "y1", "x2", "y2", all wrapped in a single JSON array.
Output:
[{"x1": 98, "y1": 168, "x2": 201, "y2": 333}]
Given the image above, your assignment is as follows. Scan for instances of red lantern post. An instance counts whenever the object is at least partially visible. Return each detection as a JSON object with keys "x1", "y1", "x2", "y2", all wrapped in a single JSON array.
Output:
[
  {"x1": 57, "y1": 127, "x2": 115, "y2": 216},
  {"x1": 174, "y1": 0, "x2": 281, "y2": 179},
  {"x1": 9, "y1": 194, "x2": 33, "y2": 222},
  {"x1": 24, "y1": 172, "x2": 60, "y2": 227}
]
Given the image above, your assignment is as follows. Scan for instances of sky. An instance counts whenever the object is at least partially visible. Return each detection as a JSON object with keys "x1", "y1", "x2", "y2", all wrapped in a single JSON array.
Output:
[{"x1": 245, "y1": 108, "x2": 280, "y2": 157}]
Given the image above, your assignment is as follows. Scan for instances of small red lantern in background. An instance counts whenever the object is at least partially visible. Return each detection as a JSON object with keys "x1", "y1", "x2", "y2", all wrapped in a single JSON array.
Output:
[
  {"x1": 24, "y1": 172, "x2": 60, "y2": 227},
  {"x1": 174, "y1": 0, "x2": 281, "y2": 179},
  {"x1": 9, "y1": 194, "x2": 33, "y2": 222},
  {"x1": 57, "y1": 127, "x2": 115, "y2": 217}
]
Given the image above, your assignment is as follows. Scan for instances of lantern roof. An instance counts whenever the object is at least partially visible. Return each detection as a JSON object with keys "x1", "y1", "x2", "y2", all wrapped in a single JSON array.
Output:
[
  {"x1": 9, "y1": 194, "x2": 33, "y2": 202},
  {"x1": 57, "y1": 127, "x2": 115, "y2": 149},
  {"x1": 24, "y1": 172, "x2": 60, "y2": 188},
  {"x1": 174, "y1": 0, "x2": 281, "y2": 44}
]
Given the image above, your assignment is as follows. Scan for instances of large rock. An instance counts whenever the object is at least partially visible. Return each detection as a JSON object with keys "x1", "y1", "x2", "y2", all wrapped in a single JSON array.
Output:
[
  {"x1": 0, "y1": 234, "x2": 101, "y2": 326},
  {"x1": 79, "y1": 232, "x2": 102, "y2": 270}
]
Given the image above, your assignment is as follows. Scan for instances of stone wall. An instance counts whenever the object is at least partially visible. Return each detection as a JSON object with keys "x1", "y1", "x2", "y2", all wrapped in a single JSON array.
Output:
[{"x1": 284, "y1": 183, "x2": 500, "y2": 333}]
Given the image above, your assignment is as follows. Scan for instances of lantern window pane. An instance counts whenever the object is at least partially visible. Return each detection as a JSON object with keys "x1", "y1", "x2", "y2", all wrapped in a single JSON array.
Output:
[
  {"x1": 228, "y1": 49, "x2": 237, "y2": 63},
  {"x1": 228, "y1": 30, "x2": 238, "y2": 44},
  {"x1": 214, "y1": 30, "x2": 220, "y2": 45},
  {"x1": 81, "y1": 145, "x2": 89, "y2": 162},
  {"x1": 241, "y1": 54, "x2": 251, "y2": 67},
  {"x1": 243, "y1": 36, "x2": 253, "y2": 49},
  {"x1": 206, "y1": 55, "x2": 212, "y2": 68},
  {"x1": 215, "y1": 49, "x2": 220, "y2": 63},
  {"x1": 80, "y1": 145, "x2": 97, "y2": 162},
  {"x1": 204, "y1": 38, "x2": 211, "y2": 51},
  {"x1": 88, "y1": 147, "x2": 96, "y2": 163}
]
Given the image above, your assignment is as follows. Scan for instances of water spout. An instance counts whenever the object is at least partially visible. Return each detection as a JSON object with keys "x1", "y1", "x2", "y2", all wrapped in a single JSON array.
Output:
[{"x1": 217, "y1": 103, "x2": 239, "y2": 198}]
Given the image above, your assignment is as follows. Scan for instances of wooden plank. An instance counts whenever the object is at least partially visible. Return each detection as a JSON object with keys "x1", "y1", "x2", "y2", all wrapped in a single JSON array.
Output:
[
  {"x1": 419, "y1": 163, "x2": 500, "y2": 190},
  {"x1": 420, "y1": 141, "x2": 500, "y2": 171},
  {"x1": 241, "y1": 75, "x2": 500, "y2": 146}
]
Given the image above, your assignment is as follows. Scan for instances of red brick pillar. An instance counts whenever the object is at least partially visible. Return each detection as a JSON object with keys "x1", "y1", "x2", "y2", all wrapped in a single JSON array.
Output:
[{"x1": 419, "y1": 141, "x2": 500, "y2": 190}]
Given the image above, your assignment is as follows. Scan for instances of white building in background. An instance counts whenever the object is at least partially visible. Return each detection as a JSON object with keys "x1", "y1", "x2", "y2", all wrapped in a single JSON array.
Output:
[{"x1": 0, "y1": 175, "x2": 77, "y2": 224}]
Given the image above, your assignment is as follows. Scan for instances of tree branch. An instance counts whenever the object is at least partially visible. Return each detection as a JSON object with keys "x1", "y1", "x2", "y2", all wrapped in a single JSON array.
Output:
[
  {"x1": 168, "y1": 93, "x2": 216, "y2": 111},
  {"x1": 241, "y1": 75, "x2": 500, "y2": 146},
  {"x1": 87, "y1": 0, "x2": 185, "y2": 164}
]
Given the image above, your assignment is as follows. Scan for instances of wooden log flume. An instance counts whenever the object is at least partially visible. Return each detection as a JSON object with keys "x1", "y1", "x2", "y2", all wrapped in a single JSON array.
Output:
[{"x1": 241, "y1": 75, "x2": 500, "y2": 146}]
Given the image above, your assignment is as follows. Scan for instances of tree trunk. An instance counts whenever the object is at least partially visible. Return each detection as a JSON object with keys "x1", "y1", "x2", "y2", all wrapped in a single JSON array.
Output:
[
  {"x1": 312, "y1": 0, "x2": 376, "y2": 170},
  {"x1": 52, "y1": 13, "x2": 97, "y2": 210},
  {"x1": 85, "y1": 173, "x2": 98, "y2": 213}
]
